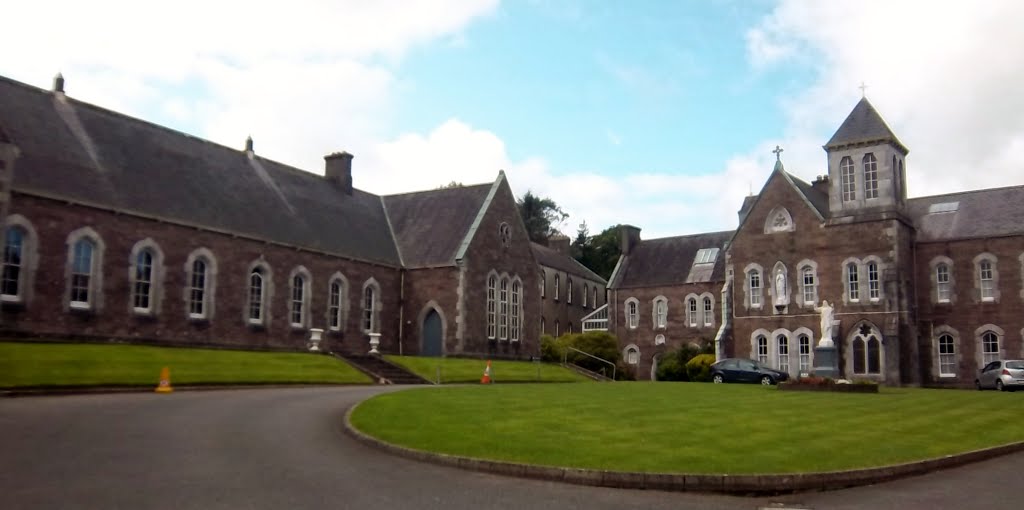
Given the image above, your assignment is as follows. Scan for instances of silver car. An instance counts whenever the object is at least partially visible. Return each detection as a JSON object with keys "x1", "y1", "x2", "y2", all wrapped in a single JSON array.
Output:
[{"x1": 975, "y1": 360, "x2": 1024, "y2": 391}]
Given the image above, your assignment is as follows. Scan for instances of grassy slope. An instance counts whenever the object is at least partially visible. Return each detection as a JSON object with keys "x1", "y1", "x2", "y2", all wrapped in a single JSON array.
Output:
[
  {"x1": 0, "y1": 341, "x2": 371, "y2": 387},
  {"x1": 351, "y1": 383, "x2": 1024, "y2": 474},
  {"x1": 385, "y1": 355, "x2": 589, "y2": 384}
]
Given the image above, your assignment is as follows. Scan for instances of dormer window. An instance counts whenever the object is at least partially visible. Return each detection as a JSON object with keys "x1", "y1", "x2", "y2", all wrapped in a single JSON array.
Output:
[
  {"x1": 686, "y1": 248, "x2": 720, "y2": 283},
  {"x1": 695, "y1": 248, "x2": 718, "y2": 264}
]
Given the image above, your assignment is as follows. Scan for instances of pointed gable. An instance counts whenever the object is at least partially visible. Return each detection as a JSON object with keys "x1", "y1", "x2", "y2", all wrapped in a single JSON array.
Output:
[
  {"x1": 733, "y1": 161, "x2": 827, "y2": 243},
  {"x1": 383, "y1": 183, "x2": 492, "y2": 267},
  {"x1": 825, "y1": 97, "x2": 908, "y2": 154}
]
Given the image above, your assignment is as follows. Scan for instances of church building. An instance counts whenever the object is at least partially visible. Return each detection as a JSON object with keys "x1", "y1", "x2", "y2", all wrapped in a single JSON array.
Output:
[{"x1": 610, "y1": 97, "x2": 1024, "y2": 386}]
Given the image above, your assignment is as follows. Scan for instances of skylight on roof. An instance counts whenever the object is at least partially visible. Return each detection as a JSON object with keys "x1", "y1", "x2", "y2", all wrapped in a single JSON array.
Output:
[
  {"x1": 927, "y1": 202, "x2": 960, "y2": 214},
  {"x1": 694, "y1": 248, "x2": 719, "y2": 265}
]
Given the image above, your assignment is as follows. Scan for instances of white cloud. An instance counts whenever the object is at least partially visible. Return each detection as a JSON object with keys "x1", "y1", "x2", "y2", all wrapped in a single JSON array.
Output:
[{"x1": 747, "y1": 0, "x2": 1024, "y2": 197}]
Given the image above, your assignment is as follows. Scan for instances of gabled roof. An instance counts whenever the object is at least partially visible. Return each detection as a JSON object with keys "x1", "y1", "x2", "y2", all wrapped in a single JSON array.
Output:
[
  {"x1": 383, "y1": 183, "x2": 492, "y2": 268},
  {"x1": 825, "y1": 97, "x2": 908, "y2": 154},
  {"x1": 908, "y1": 185, "x2": 1024, "y2": 241},
  {"x1": 0, "y1": 75, "x2": 402, "y2": 266},
  {"x1": 611, "y1": 230, "x2": 733, "y2": 288},
  {"x1": 531, "y1": 242, "x2": 606, "y2": 284},
  {"x1": 787, "y1": 172, "x2": 830, "y2": 218},
  {"x1": 732, "y1": 161, "x2": 827, "y2": 244}
]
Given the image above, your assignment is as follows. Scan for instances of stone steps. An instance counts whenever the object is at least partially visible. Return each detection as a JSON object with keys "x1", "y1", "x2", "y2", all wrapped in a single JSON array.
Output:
[{"x1": 338, "y1": 353, "x2": 431, "y2": 385}]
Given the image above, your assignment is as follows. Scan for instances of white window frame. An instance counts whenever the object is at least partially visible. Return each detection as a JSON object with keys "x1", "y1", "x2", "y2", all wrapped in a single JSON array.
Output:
[
  {"x1": 2, "y1": 216, "x2": 37, "y2": 304},
  {"x1": 499, "y1": 276, "x2": 509, "y2": 340},
  {"x1": 288, "y1": 266, "x2": 311, "y2": 329},
  {"x1": 510, "y1": 278, "x2": 521, "y2": 342},
  {"x1": 327, "y1": 272, "x2": 348, "y2": 332},
  {"x1": 703, "y1": 296, "x2": 713, "y2": 327},
  {"x1": 936, "y1": 263, "x2": 951, "y2": 303},
  {"x1": 625, "y1": 345, "x2": 640, "y2": 365},
  {"x1": 841, "y1": 156, "x2": 856, "y2": 202},
  {"x1": 938, "y1": 333, "x2": 956, "y2": 377},
  {"x1": 975, "y1": 325, "x2": 1004, "y2": 368},
  {"x1": 131, "y1": 249, "x2": 154, "y2": 313},
  {"x1": 567, "y1": 277, "x2": 573, "y2": 305},
  {"x1": 863, "y1": 153, "x2": 878, "y2": 199},
  {"x1": 553, "y1": 274, "x2": 560, "y2": 301},
  {"x1": 486, "y1": 273, "x2": 497, "y2": 339},
  {"x1": 847, "y1": 262, "x2": 860, "y2": 302},
  {"x1": 756, "y1": 335, "x2": 768, "y2": 364},
  {"x1": 867, "y1": 261, "x2": 880, "y2": 301},
  {"x1": 687, "y1": 297, "x2": 698, "y2": 327},
  {"x1": 653, "y1": 296, "x2": 667, "y2": 329},
  {"x1": 66, "y1": 227, "x2": 105, "y2": 312},
  {"x1": 978, "y1": 258, "x2": 995, "y2": 302},
  {"x1": 982, "y1": 331, "x2": 1000, "y2": 365},
  {"x1": 248, "y1": 266, "x2": 268, "y2": 325},
  {"x1": 625, "y1": 297, "x2": 639, "y2": 329},
  {"x1": 184, "y1": 248, "x2": 216, "y2": 320},
  {"x1": 747, "y1": 266, "x2": 763, "y2": 309},
  {"x1": 798, "y1": 334, "x2": 811, "y2": 373},
  {"x1": 777, "y1": 334, "x2": 789, "y2": 373},
  {"x1": 583, "y1": 283, "x2": 588, "y2": 308},
  {"x1": 362, "y1": 278, "x2": 380, "y2": 334}
]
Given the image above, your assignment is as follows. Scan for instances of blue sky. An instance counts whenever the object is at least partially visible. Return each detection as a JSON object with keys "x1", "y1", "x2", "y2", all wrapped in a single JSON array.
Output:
[{"x1": 5, "y1": 1, "x2": 1024, "y2": 239}]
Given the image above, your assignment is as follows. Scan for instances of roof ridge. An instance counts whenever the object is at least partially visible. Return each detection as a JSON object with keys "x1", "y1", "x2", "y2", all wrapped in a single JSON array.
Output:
[
  {"x1": 639, "y1": 230, "x2": 735, "y2": 243},
  {"x1": 909, "y1": 183, "x2": 1024, "y2": 202},
  {"x1": 383, "y1": 182, "x2": 492, "y2": 198}
]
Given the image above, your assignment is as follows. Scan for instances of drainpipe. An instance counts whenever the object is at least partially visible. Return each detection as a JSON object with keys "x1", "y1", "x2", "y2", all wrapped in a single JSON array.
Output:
[{"x1": 398, "y1": 269, "x2": 405, "y2": 356}]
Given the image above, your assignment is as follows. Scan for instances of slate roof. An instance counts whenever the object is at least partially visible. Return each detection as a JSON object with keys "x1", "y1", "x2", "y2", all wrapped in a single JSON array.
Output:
[
  {"x1": 908, "y1": 185, "x2": 1024, "y2": 242},
  {"x1": 825, "y1": 97, "x2": 908, "y2": 153},
  {"x1": 0, "y1": 75, "x2": 401, "y2": 266},
  {"x1": 612, "y1": 230, "x2": 733, "y2": 288},
  {"x1": 787, "y1": 172, "x2": 830, "y2": 218},
  {"x1": 382, "y1": 184, "x2": 492, "y2": 267},
  {"x1": 531, "y1": 242, "x2": 606, "y2": 284}
]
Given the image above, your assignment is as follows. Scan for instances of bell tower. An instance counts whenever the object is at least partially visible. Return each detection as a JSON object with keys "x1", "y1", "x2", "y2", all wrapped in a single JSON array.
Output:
[{"x1": 824, "y1": 96, "x2": 909, "y2": 217}]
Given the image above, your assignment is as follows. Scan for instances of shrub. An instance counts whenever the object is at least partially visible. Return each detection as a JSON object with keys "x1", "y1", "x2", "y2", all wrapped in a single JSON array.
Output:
[
  {"x1": 655, "y1": 344, "x2": 704, "y2": 381},
  {"x1": 560, "y1": 331, "x2": 621, "y2": 375},
  {"x1": 685, "y1": 354, "x2": 716, "y2": 382},
  {"x1": 539, "y1": 334, "x2": 565, "y2": 362}
]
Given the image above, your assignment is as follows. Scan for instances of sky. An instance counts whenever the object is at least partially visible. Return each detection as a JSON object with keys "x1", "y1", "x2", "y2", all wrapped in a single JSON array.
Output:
[{"x1": 5, "y1": 0, "x2": 1024, "y2": 240}]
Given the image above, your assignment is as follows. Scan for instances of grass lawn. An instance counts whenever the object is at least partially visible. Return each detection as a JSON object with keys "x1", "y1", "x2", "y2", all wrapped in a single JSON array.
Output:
[
  {"x1": 351, "y1": 382, "x2": 1024, "y2": 474},
  {"x1": 384, "y1": 355, "x2": 590, "y2": 384},
  {"x1": 0, "y1": 341, "x2": 371, "y2": 388}
]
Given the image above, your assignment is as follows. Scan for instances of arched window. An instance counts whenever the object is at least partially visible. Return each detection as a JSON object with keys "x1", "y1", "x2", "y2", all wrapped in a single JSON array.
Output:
[
  {"x1": 982, "y1": 331, "x2": 1000, "y2": 365},
  {"x1": 554, "y1": 274, "x2": 560, "y2": 301},
  {"x1": 132, "y1": 249, "x2": 154, "y2": 312},
  {"x1": 592, "y1": 287, "x2": 598, "y2": 307},
  {"x1": 798, "y1": 334, "x2": 811, "y2": 373},
  {"x1": 567, "y1": 277, "x2": 573, "y2": 304},
  {"x1": 541, "y1": 317, "x2": 545, "y2": 334},
  {"x1": 625, "y1": 345, "x2": 639, "y2": 365},
  {"x1": 756, "y1": 335, "x2": 768, "y2": 364},
  {"x1": 328, "y1": 276, "x2": 344, "y2": 331},
  {"x1": 486, "y1": 274, "x2": 496, "y2": 339},
  {"x1": 852, "y1": 334, "x2": 882, "y2": 375},
  {"x1": 499, "y1": 277, "x2": 509, "y2": 340},
  {"x1": 938, "y1": 334, "x2": 956, "y2": 377},
  {"x1": 777, "y1": 335, "x2": 789, "y2": 373},
  {"x1": 555, "y1": 320, "x2": 560, "y2": 337},
  {"x1": 863, "y1": 153, "x2": 878, "y2": 199},
  {"x1": 853, "y1": 337, "x2": 866, "y2": 374},
  {"x1": 847, "y1": 263, "x2": 860, "y2": 301},
  {"x1": 979, "y1": 260, "x2": 995, "y2": 301},
  {"x1": 841, "y1": 156, "x2": 856, "y2": 202},
  {"x1": 801, "y1": 265, "x2": 816, "y2": 305},
  {"x1": 867, "y1": 261, "x2": 880, "y2": 300},
  {"x1": 653, "y1": 297, "x2": 667, "y2": 328},
  {"x1": 583, "y1": 283, "x2": 589, "y2": 308},
  {"x1": 540, "y1": 272, "x2": 545, "y2": 298},
  {"x1": 703, "y1": 297, "x2": 713, "y2": 327},
  {"x1": 362, "y1": 284, "x2": 377, "y2": 333},
  {"x1": 626, "y1": 298, "x2": 638, "y2": 329},
  {"x1": 687, "y1": 297, "x2": 698, "y2": 327},
  {"x1": 867, "y1": 336, "x2": 881, "y2": 373},
  {"x1": 2, "y1": 224, "x2": 32, "y2": 302},
  {"x1": 936, "y1": 263, "x2": 951, "y2": 303},
  {"x1": 185, "y1": 248, "x2": 215, "y2": 320},
  {"x1": 748, "y1": 269, "x2": 762, "y2": 307},
  {"x1": 289, "y1": 269, "x2": 310, "y2": 328},
  {"x1": 70, "y1": 238, "x2": 95, "y2": 308},
  {"x1": 248, "y1": 267, "x2": 266, "y2": 324},
  {"x1": 510, "y1": 280, "x2": 521, "y2": 342}
]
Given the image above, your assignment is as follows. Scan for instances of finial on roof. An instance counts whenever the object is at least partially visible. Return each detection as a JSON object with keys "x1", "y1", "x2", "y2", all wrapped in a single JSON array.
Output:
[
  {"x1": 859, "y1": 81, "x2": 868, "y2": 98},
  {"x1": 53, "y1": 72, "x2": 65, "y2": 93},
  {"x1": 772, "y1": 144, "x2": 784, "y2": 162},
  {"x1": 245, "y1": 135, "x2": 253, "y2": 153}
]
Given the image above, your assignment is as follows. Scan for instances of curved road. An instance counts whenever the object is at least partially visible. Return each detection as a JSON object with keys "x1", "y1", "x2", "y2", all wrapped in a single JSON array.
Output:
[{"x1": 0, "y1": 386, "x2": 1017, "y2": 509}]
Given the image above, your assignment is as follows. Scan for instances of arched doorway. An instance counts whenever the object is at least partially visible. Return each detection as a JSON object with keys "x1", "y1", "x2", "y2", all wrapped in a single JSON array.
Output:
[{"x1": 421, "y1": 309, "x2": 443, "y2": 357}]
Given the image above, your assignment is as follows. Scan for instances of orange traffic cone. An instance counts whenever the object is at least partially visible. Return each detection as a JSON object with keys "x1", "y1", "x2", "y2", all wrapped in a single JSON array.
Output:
[
  {"x1": 480, "y1": 360, "x2": 492, "y2": 384},
  {"x1": 155, "y1": 366, "x2": 174, "y2": 393}
]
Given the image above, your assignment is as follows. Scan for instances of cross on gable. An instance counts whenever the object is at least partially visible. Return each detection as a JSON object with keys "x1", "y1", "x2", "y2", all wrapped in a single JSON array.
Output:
[
  {"x1": 859, "y1": 82, "x2": 868, "y2": 97},
  {"x1": 772, "y1": 145, "x2": 784, "y2": 161}
]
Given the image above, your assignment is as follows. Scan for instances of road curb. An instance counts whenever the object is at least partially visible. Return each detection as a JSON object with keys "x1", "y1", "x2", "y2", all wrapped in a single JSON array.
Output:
[
  {"x1": 1, "y1": 383, "x2": 367, "y2": 398},
  {"x1": 342, "y1": 400, "x2": 1024, "y2": 495}
]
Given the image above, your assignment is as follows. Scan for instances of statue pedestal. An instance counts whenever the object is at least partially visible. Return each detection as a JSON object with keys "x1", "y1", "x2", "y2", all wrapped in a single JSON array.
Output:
[{"x1": 814, "y1": 345, "x2": 839, "y2": 379}]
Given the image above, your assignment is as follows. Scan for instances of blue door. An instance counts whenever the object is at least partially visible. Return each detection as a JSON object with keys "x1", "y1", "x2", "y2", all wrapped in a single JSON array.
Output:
[{"x1": 422, "y1": 309, "x2": 443, "y2": 357}]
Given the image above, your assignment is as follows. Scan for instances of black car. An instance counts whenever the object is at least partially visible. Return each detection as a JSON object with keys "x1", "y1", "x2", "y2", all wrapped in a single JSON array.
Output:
[{"x1": 710, "y1": 358, "x2": 790, "y2": 385}]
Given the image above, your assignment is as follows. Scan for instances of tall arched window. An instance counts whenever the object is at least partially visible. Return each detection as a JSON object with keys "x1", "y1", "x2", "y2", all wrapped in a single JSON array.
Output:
[
  {"x1": 70, "y1": 238, "x2": 95, "y2": 308},
  {"x1": 132, "y1": 249, "x2": 154, "y2": 312},
  {"x1": 499, "y1": 277, "x2": 509, "y2": 340},
  {"x1": 938, "y1": 334, "x2": 956, "y2": 377},
  {"x1": 982, "y1": 331, "x2": 1000, "y2": 365},
  {"x1": 592, "y1": 287, "x2": 598, "y2": 307},
  {"x1": 583, "y1": 283, "x2": 589, "y2": 308},
  {"x1": 979, "y1": 260, "x2": 995, "y2": 301},
  {"x1": 567, "y1": 277, "x2": 573, "y2": 304},
  {"x1": 248, "y1": 267, "x2": 265, "y2": 324},
  {"x1": 748, "y1": 269, "x2": 762, "y2": 307},
  {"x1": 863, "y1": 153, "x2": 878, "y2": 199},
  {"x1": 290, "y1": 273, "x2": 307, "y2": 327},
  {"x1": 510, "y1": 280, "x2": 521, "y2": 342},
  {"x1": 853, "y1": 337, "x2": 866, "y2": 374},
  {"x1": 777, "y1": 335, "x2": 789, "y2": 373},
  {"x1": 687, "y1": 298, "x2": 697, "y2": 327},
  {"x1": 703, "y1": 297, "x2": 713, "y2": 326},
  {"x1": 554, "y1": 274, "x2": 560, "y2": 301},
  {"x1": 362, "y1": 284, "x2": 377, "y2": 333},
  {"x1": 756, "y1": 335, "x2": 768, "y2": 364},
  {"x1": 486, "y1": 275, "x2": 496, "y2": 339},
  {"x1": 847, "y1": 263, "x2": 860, "y2": 301},
  {"x1": 185, "y1": 248, "x2": 215, "y2": 320},
  {"x1": 936, "y1": 263, "x2": 951, "y2": 302},
  {"x1": 626, "y1": 299, "x2": 638, "y2": 329},
  {"x1": 801, "y1": 266, "x2": 816, "y2": 305},
  {"x1": 867, "y1": 261, "x2": 880, "y2": 300},
  {"x1": 540, "y1": 273, "x2": 545, "y2": 298},
  {"x1": 798, "y1": 334, "x2": 811, "y2": 373},
  {"x1": 853, "y1": 334, "x2": 881, "y2": 375},
  {"x1": 867, "y1": 336, "x2": 881, "y2": 373},
  {"x1": 2, "y1": 226, "x2": 27, "y2": 301},
  {"x1": 654, "y1": 297, "x2": 667, "y2": 328},
  {"x1": 841, "y1": 156, "x2": 856, "y2": 202},
  {"x1": 328, "y1": 277, "x2": 344, "y2": 331}
]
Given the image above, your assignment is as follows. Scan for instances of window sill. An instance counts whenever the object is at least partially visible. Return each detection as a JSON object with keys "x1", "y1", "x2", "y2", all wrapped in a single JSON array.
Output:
[
  {"x1": 133, "y1": 308, "x2": 154, "y2": 316},
  {"x1": 938, "y1": 374, "x2": 957, "y2": 378},
  {"x1": 1, "y1": 294, "x2": 23, "y2": 304},
  {"x1": 981, "y1": 297, "x2": 995, "y2": 303},
  {"x1": 70, "y1": 302, "x2": 92, "y2": 311}
]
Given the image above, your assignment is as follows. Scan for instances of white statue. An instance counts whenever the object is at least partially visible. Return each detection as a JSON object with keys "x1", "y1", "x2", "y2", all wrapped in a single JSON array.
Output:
[
  {"x1": 814, "y1": 300, "x2": 835, "y2": 347},
  {"x1": 774, "y1": 271, "x2": 788, "y2": 306}
]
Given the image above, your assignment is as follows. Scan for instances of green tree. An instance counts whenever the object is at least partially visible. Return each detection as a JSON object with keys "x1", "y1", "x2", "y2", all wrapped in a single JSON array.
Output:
[
  {"x1": 572, "y1": 223, "x2": 623, "y2": 280},
  {"x1": 517, "y1": 191, "x2": 568, "y2": 244}
]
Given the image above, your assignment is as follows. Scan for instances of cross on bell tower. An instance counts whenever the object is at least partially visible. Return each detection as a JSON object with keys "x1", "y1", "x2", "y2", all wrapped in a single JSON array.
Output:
[{"x1": 772, "y1": 145, "x2": 784, "y2": 162}]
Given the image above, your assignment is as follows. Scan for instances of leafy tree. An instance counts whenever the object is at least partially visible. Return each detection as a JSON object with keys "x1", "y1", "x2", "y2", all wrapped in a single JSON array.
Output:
[
  {"x1": 438, "y1": 181, "x2": 463, "y2": 189},
  {"x1": 570, "y1": 223, "x2": 623, "y2": 280},
  {"x1": 517, "y1": 191, "x2": 568, "y2": 244}
]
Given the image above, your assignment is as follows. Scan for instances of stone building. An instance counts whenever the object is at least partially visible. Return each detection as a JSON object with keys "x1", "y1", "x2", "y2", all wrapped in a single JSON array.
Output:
[
  {"x1": 532, "y1": 234, "x2": 607, "y2": 338},
  {"x1": 611, "y1": 97, "x2": 1024, "y2": 386},
  {"x1": 0, "y1": 73, "x2": 541, "y2": 359}
]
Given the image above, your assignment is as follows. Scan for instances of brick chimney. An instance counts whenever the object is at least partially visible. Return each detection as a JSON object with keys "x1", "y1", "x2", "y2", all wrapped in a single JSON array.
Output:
[
  {"x1": 619, "y1": 225, "x2": 641, "y2": 255},
  {"x1": 324, "y1": 152, "x2": 353, "y2": 195},
  {"x1": 547, "y1": 233, "x2": 570, "y2": 255}
]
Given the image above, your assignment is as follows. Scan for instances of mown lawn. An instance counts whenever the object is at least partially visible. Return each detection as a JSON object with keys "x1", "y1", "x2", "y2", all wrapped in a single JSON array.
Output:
[
  {"x1": 351, "y1": 382, "x2": 1024, "y2": 474},
  {"x1": 0, "y1": 341, "x2": 371, "y2": 387},
  {"x1": 385, "y1": 355, "x2": 589, "y2": 384}
]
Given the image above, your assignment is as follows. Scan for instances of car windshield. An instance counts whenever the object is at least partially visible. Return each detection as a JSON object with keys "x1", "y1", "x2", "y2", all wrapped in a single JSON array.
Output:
[{"x1": 1006, "y1": 361, "x2": 1024, "y2": 370}]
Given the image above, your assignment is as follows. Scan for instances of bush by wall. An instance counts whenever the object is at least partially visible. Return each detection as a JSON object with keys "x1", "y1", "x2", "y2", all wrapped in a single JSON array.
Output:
[{"x1": 685, "y1": 354, "x2": 716, "y2": 382}]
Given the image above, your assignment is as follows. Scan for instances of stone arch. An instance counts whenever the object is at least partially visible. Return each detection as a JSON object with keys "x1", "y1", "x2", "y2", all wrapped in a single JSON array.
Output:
[
  {"x1": 974, "y1": 324, "x2": 1005, "y2": 369},
  {"x1": 764, "y1": 206, "x2": 795, "y2": 234},
  {"x1": 65, "y1": 226, "x2": 106, "y2": 312},
  {"x1": 844, "y1": 320, "x2": 884, "y2": 379},
  {"x1": 128, "y1": 238, "x2": 166, "y2": 316},
  {"x1": 418, "y1": 301, "x2": 447, "y2": 357},
  {"x1": 244, "y1": 257, "x2": 274, "y2": 326},
  {"x1": 932, "y1": 324, "x2": 961, "y2": 379},
  {"x1": 326, "y1": 271, "x2": 350, "y2": 332},
  {"x1": 184, "y1": 247, "x2": 217, "y2": 320}
]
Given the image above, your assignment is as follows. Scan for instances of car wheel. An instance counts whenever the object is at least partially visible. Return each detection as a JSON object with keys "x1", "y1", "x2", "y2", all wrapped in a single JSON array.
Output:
[
  {"x1": 760, "y1": 375, "x2": 773, "y2": 386},
  {"x1": 997, "y1": 380, "x2": 1005, "y2": 392},
  {"x1": 975, "y1": 379, "x2": 983, "y2": 391},
  {"x1": 712, "y1": 374, "x2": 724, "y2": 384}
]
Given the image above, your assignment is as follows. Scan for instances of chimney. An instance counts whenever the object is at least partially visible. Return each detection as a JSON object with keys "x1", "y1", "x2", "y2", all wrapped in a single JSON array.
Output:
[
  {"x1": 812, "y1": 174, "x2": 830, "y2": 196},
  {"x1": 547, "y1": 233, "x2": 570, "y2": 255},
  {"x1": 324, "y1": 151, "x2": 353, "y2": 195},
  {"x1": 53, "y1": 72, "x2": 65, "y2": 94},
  {"x1": 619, "y1": 225, "x2": 641, "y2": 255}
]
